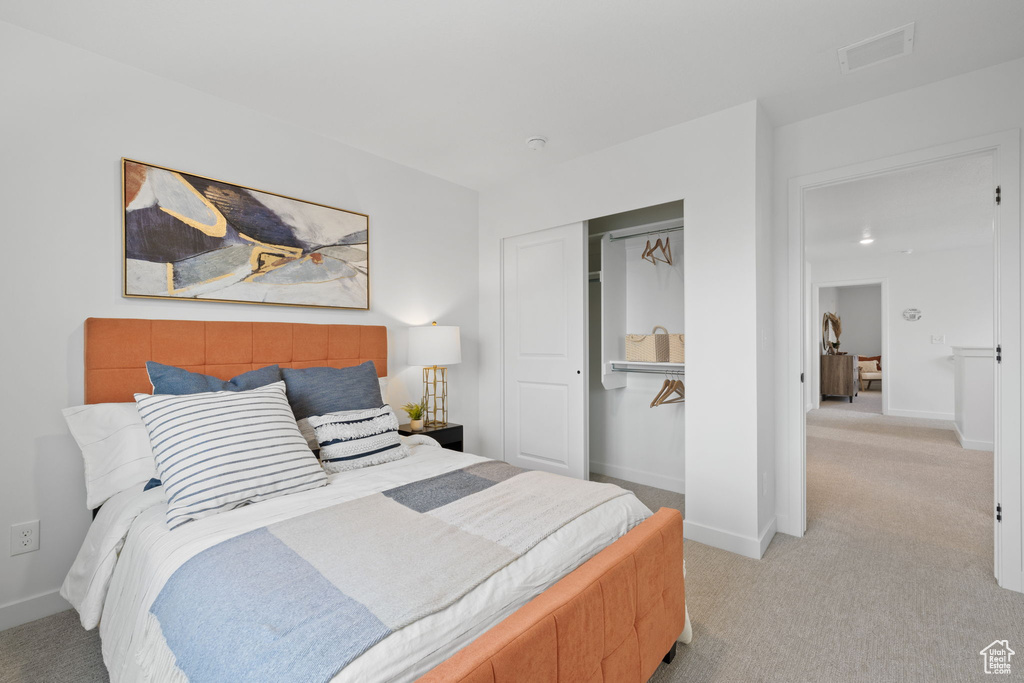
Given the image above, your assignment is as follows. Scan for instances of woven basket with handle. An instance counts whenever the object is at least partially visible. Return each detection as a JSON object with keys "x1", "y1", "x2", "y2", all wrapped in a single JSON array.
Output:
[
  {"x1": 626, "y1": 326, "x2": 670, "y2": 362},
  {"x1": 668, "y1": 334, "x2": 685, "y2": 363}
]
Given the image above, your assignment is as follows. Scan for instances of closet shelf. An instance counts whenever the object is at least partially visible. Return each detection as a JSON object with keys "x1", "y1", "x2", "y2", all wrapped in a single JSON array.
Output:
[{"x1": 610, "y1": 360, "x2": 685, "y2": 373}]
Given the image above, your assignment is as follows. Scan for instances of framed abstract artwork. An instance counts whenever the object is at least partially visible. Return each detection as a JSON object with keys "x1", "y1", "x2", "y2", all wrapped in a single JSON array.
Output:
[{"x1": 122, "y1": 159, "x2": 369, "y2": 310}]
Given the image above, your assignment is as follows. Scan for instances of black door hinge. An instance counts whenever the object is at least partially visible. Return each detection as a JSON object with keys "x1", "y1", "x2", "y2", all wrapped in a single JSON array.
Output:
[
  {"x1": 800, "y1": 372, "x2": 805, "y2": 383},
  {"x1": 997, "y1": 503, "x2": 1002, "y2": 522},
  {"x1": 996, "y1": 186, "x2": 1001, "y2": 206},
  {"x1": 996, "y1": 345, "x2": 1002, "y2": 364}
]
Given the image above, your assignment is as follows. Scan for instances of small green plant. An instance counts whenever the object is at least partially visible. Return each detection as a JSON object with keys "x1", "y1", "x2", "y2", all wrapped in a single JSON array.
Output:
[{"x1": 402, "y1": 400, "x2": 426, "y2": 420}]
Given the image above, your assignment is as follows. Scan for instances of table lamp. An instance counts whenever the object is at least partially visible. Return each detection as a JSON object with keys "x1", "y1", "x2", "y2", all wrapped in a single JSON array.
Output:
[{"x1": 408, "y1": 322, "x2": 461, "y2": 427}]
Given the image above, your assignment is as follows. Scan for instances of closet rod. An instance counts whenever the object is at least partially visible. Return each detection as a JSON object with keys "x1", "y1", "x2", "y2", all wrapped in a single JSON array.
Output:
[
  {"x1": 607, "y1": 222, "x2": 684, "y2": 242},
  {"x1": 610, "y1": 362, "x2": 685, "y2": 374},
  {"x1": 612, "y1": 366, "x2": 685, "y2": 375}
]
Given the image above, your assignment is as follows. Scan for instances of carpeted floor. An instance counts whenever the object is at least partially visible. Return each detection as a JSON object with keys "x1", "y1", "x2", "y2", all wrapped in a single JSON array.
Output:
[
  {"x1": 820, "y1": 386, "x2": 883, "y2": 414},
  {"x1": 3, "y1": 410, "x2": 1022, "y2": 682}
]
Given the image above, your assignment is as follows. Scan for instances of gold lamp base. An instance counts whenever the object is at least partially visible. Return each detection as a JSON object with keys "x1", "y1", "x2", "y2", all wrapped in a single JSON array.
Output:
[{"x1": 422, "y1": 365, "x2": 448, "y2": 428}]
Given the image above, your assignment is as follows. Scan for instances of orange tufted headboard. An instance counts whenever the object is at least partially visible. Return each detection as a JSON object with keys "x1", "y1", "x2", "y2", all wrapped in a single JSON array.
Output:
[{"x1": 84, "y1": 318, "x2": 388, "y2": 404}]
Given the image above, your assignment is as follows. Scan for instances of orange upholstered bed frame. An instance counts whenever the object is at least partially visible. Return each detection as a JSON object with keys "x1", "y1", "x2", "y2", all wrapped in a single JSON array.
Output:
[{"x1": 83, "y1": 317, "x2": 686, "y2": 682}]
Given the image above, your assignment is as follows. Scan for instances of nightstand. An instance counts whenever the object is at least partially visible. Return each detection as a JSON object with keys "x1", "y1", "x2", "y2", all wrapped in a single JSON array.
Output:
[{"x1": 398, "y1": 422, "x2": 463, "y2": 452}]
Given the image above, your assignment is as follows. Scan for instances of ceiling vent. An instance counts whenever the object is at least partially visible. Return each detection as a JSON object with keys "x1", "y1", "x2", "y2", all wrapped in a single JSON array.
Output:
[{"x1": 838, "y1": 23, "x2": 915, "y2": 74}]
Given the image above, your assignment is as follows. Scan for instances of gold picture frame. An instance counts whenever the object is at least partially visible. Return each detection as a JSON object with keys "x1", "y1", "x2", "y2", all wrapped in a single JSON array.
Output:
[{"x1": 122, "y1": 158, "x2": 370, "y2": 310}]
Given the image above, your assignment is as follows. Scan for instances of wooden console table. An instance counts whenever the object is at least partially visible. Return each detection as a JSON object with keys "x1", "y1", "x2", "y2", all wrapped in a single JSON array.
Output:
[{"x1": 821, "y1": 354, "x2": 859, "y2": 402}]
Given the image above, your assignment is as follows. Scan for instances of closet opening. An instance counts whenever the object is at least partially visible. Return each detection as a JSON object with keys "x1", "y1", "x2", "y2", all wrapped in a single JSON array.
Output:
[{"x1": 586, "y1": 200, "x2": 685, "y2": 495}]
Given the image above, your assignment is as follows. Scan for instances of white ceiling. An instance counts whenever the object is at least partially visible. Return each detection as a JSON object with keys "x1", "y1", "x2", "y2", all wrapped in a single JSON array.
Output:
[
  {"x1": 804, "y1": 153, "x2": 994, "y2": 263},
  {"x1": 4, "y1": 1, "x2": 1024, "y2": 189}
]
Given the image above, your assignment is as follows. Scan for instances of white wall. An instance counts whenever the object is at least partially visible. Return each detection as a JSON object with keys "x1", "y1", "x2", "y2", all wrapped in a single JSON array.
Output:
[
  {"x1": 480, "y1": 101, "x2": 774, "y2": 558},
  {"x1": 818, "y1": 287, "x2": 839, "y2": 324},
  {"x1": 588, "y1": 235, "x2": 686, "y2": 493},
  {"x1": 812, "y1": 249, "x2": 991, "y2": 419},
  {"x1": 773, "y1": 56, "x2": 1024, "y2": 537},
  {"x1": 0, "y1": 22, "x2": 480, "y2": 629},
  {"x1": 836, "y1": 285, "x2": 882, "y2": 358}
]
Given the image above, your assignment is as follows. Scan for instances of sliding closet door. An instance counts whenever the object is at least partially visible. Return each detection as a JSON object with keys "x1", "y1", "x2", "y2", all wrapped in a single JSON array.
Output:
[{"x1": 502, "y1": 222, "x2": 588, "y2": 479}]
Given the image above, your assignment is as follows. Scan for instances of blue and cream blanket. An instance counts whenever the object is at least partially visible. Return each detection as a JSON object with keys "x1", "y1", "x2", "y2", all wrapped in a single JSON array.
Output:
[{"x1": 141, "y1": 461, "x2": 627, "y2": 682}]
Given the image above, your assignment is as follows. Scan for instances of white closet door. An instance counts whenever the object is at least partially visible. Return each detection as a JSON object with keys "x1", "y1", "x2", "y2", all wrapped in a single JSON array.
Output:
[
  {"x1": 502, "y1": 222, "x2": 588, "y2": 479},
  {"x1": 600, "y1": 233, "x2": 627, "y2": 389}
]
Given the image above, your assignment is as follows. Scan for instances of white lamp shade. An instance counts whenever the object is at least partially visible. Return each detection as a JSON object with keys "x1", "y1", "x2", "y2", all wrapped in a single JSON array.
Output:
[{"x1": 408, "y1": 325, "x2": 461, "y2": 366}]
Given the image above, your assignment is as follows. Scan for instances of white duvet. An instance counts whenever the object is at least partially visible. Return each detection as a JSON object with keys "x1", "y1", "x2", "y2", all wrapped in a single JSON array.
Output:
[{"x1": 62, "y1": 438, "x2": 653, "y2": 683}]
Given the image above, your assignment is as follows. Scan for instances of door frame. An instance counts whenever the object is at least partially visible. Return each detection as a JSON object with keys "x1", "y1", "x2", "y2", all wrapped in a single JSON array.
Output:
[
  {"x1": 784, "y1": 130, "x2": 1022, "y2": 592},
  {"x1": 810, "y1": 278, "x2": 889, "y2": 415}
]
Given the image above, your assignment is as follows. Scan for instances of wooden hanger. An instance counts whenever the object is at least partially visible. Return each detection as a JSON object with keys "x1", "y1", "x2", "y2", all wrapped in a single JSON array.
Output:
[
  {"x1": 650, "y1": 378, "x2": 672, "y2": 407},
  {"x1": 642, "y1": 236, "x2": 674, "y2": 266},
  {"x1": 650, "y1": 373, "x2": 685, "y2": 407},
  {"x1": 660, "y1": 377, "x2": 685, "y2": 404},
  {"x1": 660, "y1": 236, "x2": 673, "y2": 265},
  {"x1": 642, "y1": 239, "x2": 656, "y2": 264}
]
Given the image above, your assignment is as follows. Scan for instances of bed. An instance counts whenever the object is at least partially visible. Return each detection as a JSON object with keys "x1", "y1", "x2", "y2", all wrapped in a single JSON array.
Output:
[{"x1": 63, "y1": 317, "x2": 690, "y2": 682}]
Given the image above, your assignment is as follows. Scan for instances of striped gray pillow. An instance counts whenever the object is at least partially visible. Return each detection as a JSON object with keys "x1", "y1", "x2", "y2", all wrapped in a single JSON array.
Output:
[
  {"x1": 310, "y1": 405, "x2": 409, "y2": 473},
  {"x1": 135, "y1": 381, "x2": 327, "y2": 529}
]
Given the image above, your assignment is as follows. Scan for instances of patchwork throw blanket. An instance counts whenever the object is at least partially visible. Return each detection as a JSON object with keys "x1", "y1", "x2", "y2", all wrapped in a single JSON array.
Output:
[{"x1": 140, "y1": 462, "x2": 628, "y2": 682}]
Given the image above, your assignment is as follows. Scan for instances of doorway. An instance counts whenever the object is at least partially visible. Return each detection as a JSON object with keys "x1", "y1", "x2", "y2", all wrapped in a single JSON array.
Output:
[
  {"x1": 812, "y1": 281, "x2": 886, "y2": 415},
  {"x1": 784, "y1": 131, "x2": 1021, "y2": 592}
]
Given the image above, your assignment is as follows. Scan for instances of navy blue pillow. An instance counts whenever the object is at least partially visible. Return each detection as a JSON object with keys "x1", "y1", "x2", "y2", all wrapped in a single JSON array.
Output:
[
  {"x1": 281, "y1": 361, "x2": 383, "y2": 420},
  {"x1": 146, "y1": 361, "x2": 283, "y2": 395}
]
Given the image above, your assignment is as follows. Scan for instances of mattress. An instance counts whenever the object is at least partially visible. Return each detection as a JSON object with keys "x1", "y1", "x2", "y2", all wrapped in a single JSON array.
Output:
[{"x1": 64, "y1": 439, "x2": 651, "y2": 682}]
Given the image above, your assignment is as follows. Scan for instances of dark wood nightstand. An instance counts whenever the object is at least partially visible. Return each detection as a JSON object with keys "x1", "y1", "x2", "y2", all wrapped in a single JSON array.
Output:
[{"x1": 398, "y1": 422, "x2": 463, "y2": 452}]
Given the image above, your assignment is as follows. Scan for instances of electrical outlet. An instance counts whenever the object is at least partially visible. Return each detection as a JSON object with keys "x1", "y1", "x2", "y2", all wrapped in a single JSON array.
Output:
[
  {"x1": 10, "y1": 521, "x2": 39, "y2": 556},
  {"x1": 931, "y1": 335, "x2": 945, "y2": 344}
]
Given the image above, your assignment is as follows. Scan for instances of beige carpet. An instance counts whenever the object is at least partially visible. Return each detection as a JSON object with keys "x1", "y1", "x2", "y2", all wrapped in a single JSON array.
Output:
[
  {"x1": 649, "y1": 408, "x2": 1024, "y2": 682},
  {"x1": 820, "y1": 386, "x2": 883, "y2": 414},
  {"x1": 3, "y1": 413, "x2": 1022, "y2": 682}
]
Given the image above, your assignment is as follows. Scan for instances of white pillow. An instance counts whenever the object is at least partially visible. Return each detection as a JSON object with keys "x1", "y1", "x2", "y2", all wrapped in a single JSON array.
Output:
[
  {"x1": 297, "y1": 376, "x2": 391, "y2": 453},
  {"x1": 135, "y1": 381, "x2": 327, "y2": 529},
  {"x1": 310, "y1": 405, "x2": 409, "y2": 474},
  {"x1": 62, "y1": 403, "x2": 157, "y2": 510}
]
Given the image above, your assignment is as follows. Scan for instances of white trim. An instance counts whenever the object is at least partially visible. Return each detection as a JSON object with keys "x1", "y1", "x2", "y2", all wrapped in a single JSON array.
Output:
[
  {"x1": 589, "y1": 460, "x2": 684, "y2": 494},
  {"x1": 683, "y1": 519, "x2": 765, "y2": 559},
  {"x1": 785, "y1": 129, "x2": 1021, "y2": 592},
  {"x1": 759, "y1": 517, "x2": 778, "y2": 557},
  {"x1": 955, "y1": 423, "x2": 994, "y2": 452},
  {"x1": 0, "y1": 589, "x2": 70, "y2": 632},
  {"x1": 886, "y1": 408, "x2": 954, "y2": 421},
  {"x1": 776, "y1": 512, "x2": 790, "y2": 536}
]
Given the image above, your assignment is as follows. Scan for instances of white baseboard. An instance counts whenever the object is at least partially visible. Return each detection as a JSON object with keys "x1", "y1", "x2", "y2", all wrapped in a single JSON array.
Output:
[
  {"x1": 589, "y1": 461, "x2": 684, "y2": 495},
  {"x1": 998, "y1": 569, "x2": 1024, "y2": 594},
  {"x1": 683, "y1": 519, "x2": 764, "y2": 559},
  {"x1": 759, "y1": 518, "x2": 777, "y2": 556},
  {"x1": 954, "y1": 423, "x2": 994, "y2": 451},
  {"x1": 0, "y1": 589, "x2": 71, "y2": 632},
  {"x1": 886, "y1": 408, "x2": 954, "y2": 421},
  {"x1": 775, "y1": 512, "x2": 793, "y2": 536}
]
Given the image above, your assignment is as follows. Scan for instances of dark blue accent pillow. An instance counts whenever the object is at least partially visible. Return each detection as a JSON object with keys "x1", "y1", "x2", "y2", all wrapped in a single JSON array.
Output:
[
  {"x1": 143, "y1": 478, "x2": 162, "y2": 492},
  {"x1": 146, "y1": 361, "x2": 283, "y2": 395},
  {"x1": 281, "y1": 361, "x2": 383, "y2": 420}
]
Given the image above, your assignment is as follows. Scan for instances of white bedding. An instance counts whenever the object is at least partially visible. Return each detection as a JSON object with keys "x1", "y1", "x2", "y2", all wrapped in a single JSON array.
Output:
[{"x1": 63, "y1": 439, "x2": 652, "y2": 683}]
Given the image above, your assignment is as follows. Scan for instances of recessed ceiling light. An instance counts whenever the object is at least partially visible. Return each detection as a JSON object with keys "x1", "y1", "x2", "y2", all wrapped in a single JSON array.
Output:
[
  {"x1": 526, "y1": 136, "x2": 547, "y2": 151},
  {"x1": 859, "y1": 238, "x2": 874, "y2": 245}
]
